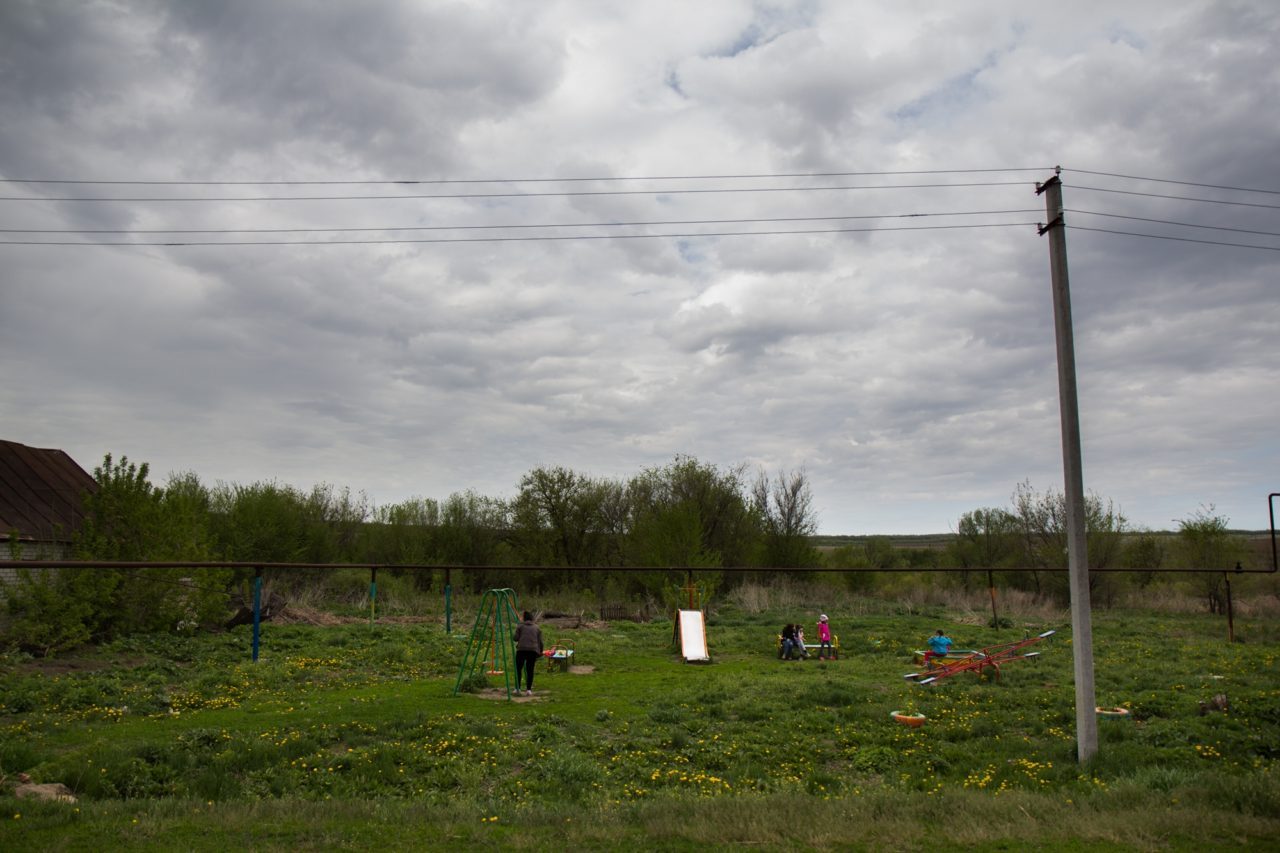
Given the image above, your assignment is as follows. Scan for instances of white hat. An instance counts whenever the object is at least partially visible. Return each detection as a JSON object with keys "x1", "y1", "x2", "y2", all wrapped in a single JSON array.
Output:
[{"x1": 819, "y1": 614, "x2": 828, "y2": 621}]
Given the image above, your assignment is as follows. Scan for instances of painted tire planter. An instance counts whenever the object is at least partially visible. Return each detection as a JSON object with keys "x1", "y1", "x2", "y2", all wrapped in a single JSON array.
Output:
[
  {"x1": 1096, "y1": 706, "x2": 1131, "y2": 719},
  {"x1": 890, "y1": 710, "x2": 927, "y2": 727}
]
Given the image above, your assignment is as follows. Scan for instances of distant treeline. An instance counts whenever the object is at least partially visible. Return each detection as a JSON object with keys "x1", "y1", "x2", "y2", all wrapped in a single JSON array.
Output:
[{"x1": 1, "y1": 453, "x2": 1264, "y2": 654}]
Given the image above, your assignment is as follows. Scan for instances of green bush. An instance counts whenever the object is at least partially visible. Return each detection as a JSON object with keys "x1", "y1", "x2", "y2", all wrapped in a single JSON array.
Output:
[
  {"x1": 0, "y1": 737, "x2": 43, "y2": 772},
  {"x1": 457, "y1": 671, "x2": 489, "y2": 693},
  {"x1": 851, "y1": 745, "x2": 897, "y2": 773},
  {"x1": 3, "y1": 457, "x2": 235, "y2": 654},
  {"x1": 535, "y1": 746, "x2": 604, "y2": 796},
  {"x1": 3, "y1": 567, "x2": 101, "y2": 655}
]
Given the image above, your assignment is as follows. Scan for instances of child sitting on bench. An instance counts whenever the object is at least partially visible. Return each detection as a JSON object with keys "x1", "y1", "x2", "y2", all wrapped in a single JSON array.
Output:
[
  {"x1": 923, "y1": 629, "x2": 953, "y2": 663},
  {"x1": 794, "y1": 624, "x2": 810, "y2": 658}
]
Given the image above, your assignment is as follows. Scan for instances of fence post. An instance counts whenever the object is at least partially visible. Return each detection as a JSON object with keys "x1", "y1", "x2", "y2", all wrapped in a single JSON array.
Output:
[
  {"x1": 445, "y1": 567, "x2": 452, "y2": 634},
  {"x1": 252, "y1": 566, "x2": 263, "y2": 663},
  {"x1": 987, "y1": 569, "x2": 1000, "y2": 632},
  {"x1": 1224, "y1": 566, "x2": 1238, "y2": 643}
]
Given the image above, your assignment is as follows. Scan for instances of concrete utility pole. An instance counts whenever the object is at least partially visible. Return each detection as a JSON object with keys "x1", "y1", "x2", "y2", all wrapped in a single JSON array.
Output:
[{"x1": 1037, "y1": 168, "x2": 1098, "y2": 763}]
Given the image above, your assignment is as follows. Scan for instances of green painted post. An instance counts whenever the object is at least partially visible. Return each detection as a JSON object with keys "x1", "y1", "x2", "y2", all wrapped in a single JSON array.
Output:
[
  {"x1": 453, "y1": 590, "x2": 494, "y2": 695},
  {"x1": 495, "y1": 594, "x2": 511, "y2": 698},
  {"x1": 369, "y1": 567, "x2": 377, "y2": 626},
  {"x1": 444, "y1": 571, "x2": 452, "y2": 634},
  {"x1": 501, "y1": 589, "x2": 521, "y2": 699}
]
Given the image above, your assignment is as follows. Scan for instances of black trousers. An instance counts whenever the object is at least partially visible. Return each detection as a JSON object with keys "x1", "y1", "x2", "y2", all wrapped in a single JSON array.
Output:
[{"x1": 516, "y1": 649, "x2": 539, "y2": 690}]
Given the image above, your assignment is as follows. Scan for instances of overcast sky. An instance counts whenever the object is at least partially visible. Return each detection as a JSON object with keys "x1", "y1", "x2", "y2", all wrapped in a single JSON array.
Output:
[{"x1": 2, "y1": 1, "x2": 1276, "y2": 535}]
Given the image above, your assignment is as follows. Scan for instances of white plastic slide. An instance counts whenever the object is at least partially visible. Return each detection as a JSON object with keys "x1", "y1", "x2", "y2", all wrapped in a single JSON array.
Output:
[{"x1": 678, "y1": 609, "x2": 710, "y2": 662}]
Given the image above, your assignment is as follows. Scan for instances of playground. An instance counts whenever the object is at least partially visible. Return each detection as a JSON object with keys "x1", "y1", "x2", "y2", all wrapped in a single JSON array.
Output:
[
  {"x1": 2, "y1": 599, "x2": 1278, "y2": 849},
  {"x1": 452, "y1": 586, "x2": 718, "y2": 699}
]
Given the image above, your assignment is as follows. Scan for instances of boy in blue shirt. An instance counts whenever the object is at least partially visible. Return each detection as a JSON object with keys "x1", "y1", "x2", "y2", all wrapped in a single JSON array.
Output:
[{"x1": 924, "y1": 629, "x2": 953, "y2": 663}]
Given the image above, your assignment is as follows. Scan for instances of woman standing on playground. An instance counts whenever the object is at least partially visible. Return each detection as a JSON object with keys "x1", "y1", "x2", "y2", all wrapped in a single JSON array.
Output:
[{"x1": 513, "y1": 611, "x2": 543, "y2": 696}]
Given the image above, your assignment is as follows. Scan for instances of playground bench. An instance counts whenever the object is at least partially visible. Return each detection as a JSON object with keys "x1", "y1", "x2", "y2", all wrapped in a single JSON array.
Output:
[{"x1": 776, "y1": 636, "x2": 840, "y2": 659}]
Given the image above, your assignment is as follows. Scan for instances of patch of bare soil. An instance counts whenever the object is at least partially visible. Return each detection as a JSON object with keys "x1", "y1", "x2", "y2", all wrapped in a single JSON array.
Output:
[
  {"x1": 539, "y1": 615, "x2": 583, "y2": 629},
  {"x1": 471, "y1": 687, "x2": 539, "y2": 702},
  {"x1": 467, "y1": 666, "x2": 595, "y2": 700},
  {"x1": 271, "y1": 606, "x2": 351, "y2": 626}
]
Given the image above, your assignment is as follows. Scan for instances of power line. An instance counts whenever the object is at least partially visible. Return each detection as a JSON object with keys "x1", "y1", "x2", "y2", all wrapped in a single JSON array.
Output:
[
  {"x1": 0, "y1": 181, "x2": 1032, "y2": 203},
  {"x1": 0, "y1": 208, "x2": 1042, "y2": 235},
  {"x1": 6, "y1": 165, "x2": 1271, "y2": 202},
  {"x1": 1067, "y1": 209, "x2": 1280, "y2": 238},
  {"x1": 0, "y1": 220, "x2": 1037, "y2": 247},
  {"x1": 0, "y1": 167, "x2": 1054, "y2": 186},
  {"x1": 1067, "y1": 184, "x2": 1280, "y2": 210},
  {"x1": 1066, "y1": 224, "x2": 1280, "y2": 251},
  {"x1": 1064, "y1": 168, "x2": 1280, "y2": 196}
]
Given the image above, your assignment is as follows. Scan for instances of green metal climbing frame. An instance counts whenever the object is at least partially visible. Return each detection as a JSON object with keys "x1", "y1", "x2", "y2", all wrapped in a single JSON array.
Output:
[{"x1": 452, "y1": 588, "x2": 522, "y2": 699}]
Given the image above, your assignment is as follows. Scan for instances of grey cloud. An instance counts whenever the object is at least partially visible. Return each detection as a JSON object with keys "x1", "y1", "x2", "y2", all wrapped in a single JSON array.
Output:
[
  {"x1": 162, "y1": 2, "x2": 565, "y2": 171},
  {"x1": 2, "y1": 1, "x2": 1277, "y2": 534}
]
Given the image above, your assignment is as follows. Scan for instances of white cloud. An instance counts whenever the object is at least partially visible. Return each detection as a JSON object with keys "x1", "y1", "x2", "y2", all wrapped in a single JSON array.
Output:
[{"x1": 1, "y1": 0, "x2": 1277, "y2": 534}]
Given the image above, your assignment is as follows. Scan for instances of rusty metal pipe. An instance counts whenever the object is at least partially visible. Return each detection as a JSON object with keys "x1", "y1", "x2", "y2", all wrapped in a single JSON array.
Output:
[{"x1": 1, "y1": 560, "x2": 1274, "y2": 574}]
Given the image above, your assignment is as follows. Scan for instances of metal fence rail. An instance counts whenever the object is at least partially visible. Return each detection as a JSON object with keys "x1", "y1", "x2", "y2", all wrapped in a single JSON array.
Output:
[{"x1": 2, "y1": 534, "x2": 1274, "y2": 659}]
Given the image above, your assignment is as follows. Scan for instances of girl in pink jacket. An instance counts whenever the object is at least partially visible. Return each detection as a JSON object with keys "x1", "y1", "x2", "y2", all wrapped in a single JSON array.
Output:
[{"x1": 817, "y1": 615, "x2": 833, "y2": 659}]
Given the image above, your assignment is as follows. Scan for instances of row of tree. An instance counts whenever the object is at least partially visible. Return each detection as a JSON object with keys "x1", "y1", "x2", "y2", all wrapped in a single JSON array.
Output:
[
  {"x1": 4, "y1": 454, "x2": 821, "y2": 653},
  {"x1": 947, "y1": 483, "x2": 1251, "y2": 611},
  {"x1": 2, "y1": 453, "x2": 1255, "y2": 654},
  {"x1": 70, "y1": 453, "x2": 822, "y2": 578}
]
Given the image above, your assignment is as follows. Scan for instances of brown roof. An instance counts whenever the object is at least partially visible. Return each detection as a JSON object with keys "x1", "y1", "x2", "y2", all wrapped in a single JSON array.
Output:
[{"x1": 0, "y1": 440, "x2": 98, "y2": 542}]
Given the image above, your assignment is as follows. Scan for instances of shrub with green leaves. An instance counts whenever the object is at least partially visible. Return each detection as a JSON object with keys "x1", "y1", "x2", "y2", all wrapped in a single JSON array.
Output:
[{"x1": 4, "y1": 567, "x2": 102, "y2": 655}]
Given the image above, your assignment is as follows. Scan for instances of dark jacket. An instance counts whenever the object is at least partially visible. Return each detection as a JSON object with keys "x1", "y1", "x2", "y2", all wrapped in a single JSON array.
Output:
[{"x1": 513, "y1": 619, "x2": 543, "y2": 654}]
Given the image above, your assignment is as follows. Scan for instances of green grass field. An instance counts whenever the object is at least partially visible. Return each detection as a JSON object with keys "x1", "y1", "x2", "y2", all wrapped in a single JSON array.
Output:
[{"x1": 1, "y1": 598, "x2": 1277, "y2": 851}]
